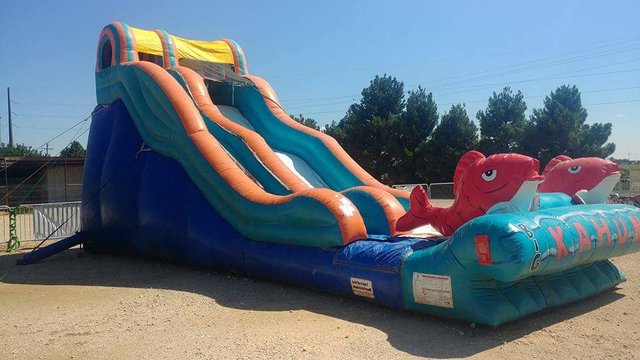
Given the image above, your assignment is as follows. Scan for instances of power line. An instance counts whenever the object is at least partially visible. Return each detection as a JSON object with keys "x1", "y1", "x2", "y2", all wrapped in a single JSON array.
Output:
[
  {"x1": 12, "y1": 122, "x2": 72, "y2": 130},
  {"x1": 407, "y1": 43, "x2": 640, "y2": 89},
  {"x1": 282, "y1": 44, "x2": 640, "y2": 106},
  {"x1": 1, "y1": 106, "x2": 107, "y2": 173},
  {"x1": 268, "y1": 36, "x2": 640, "y2": 81},
  {"x1": 280, "y1": 39, "x2": 640, "y2": 103},
  {"x1": 7, "y1": 87, "x2": 14, "y2": 146},
  {"x1": 287, "y1": 79, "x2": 640, "y2": 114},
  {"x1": 583, "y1": 99, "x2": 640, "y2": 106},
  {"x1": 432, "y1": 68, "x2": 640, "y2": 98},
  {"x1": 11, "y1": 113, "x2": 87, "y2": 118},
  {"x1": 301, "y1": 98, "x2": 640, "y2": 117},
  {"x1": 11, "y1": 102, "x2": 92, "y2": 107},
  {"x1": 0, "y1": 116, "x2": 96, "y2": 203}
]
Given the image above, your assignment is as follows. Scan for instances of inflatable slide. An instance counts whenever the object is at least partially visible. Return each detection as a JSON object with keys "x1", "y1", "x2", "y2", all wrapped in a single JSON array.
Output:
[{"x1": 23, "y1": 23, "x2": 640, "y2": 326}]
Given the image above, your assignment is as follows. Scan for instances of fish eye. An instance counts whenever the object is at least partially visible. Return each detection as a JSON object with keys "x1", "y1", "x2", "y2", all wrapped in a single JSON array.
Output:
[
  {"x1": 568, "y1": 165, "x2": 582, "y2": 174},
  {"x1": 481, "y1": 169, "x2": 497, "y2": 181}
]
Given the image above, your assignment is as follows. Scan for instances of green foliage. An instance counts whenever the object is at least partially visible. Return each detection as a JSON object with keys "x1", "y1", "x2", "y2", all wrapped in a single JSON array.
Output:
[
  {"x1": 521, "y1": 85, "x2": 615, "y2": 167},
  {"x1": 477, "y1": 87, "x2": 527, "y2": 154},
  {"x1": 325, "y1": 75, "x2": 407, "y2": 183},
  {"x1": 290, "y1": 114, "x2": 320, "y2": 131},
  {"x1": 350, "y1": 74, "x2": 405, "y2": 121},
  {"x1": 0, "y1": 143, "x2": 45, "y2": 157},
  {"x1": 320, "y1": 75, "x2": 617, "y2": 185},
  {"x1": 323, "y1": 120, "x2": 345, "y2": 143},
  {"x1": 322, "y1": 76, "x2": 442, "y2": 183},
  {"x1": 418, "y1": 104, "x2": 479, "y2": 182},
  {"x1": 60, "y1": 141, "x2": 86, "y2": 157},
  {"x1": 395, "y1": 87, "x2": 439, "y2": 181}
]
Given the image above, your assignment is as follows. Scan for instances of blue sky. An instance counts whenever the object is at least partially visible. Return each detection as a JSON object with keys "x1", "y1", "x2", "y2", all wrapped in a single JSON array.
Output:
[{"x1": 1, "y1": 0, "x2": 638, "y2": 158}]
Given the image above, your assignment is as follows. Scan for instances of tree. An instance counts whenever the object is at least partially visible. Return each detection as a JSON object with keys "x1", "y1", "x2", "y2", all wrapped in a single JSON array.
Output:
[
  {"x1": 60, "y1": 141, "x2": 86, "y2": 157},
  {"x1": 349, "y1": 74, "x2": 405, "y2": 121},
  {"x1": 395, "y1": 86, "x2": 438, "y2": 181},
  {"x1": 476, "y1": 87, "x2": 527, "y2": 154},
  {"x1": 290, "y1": 114, "x2": 320, "y2": 131},
  {"x1": 418, "y1": 104, "x2": 478, "y2": 182},
  {"x1": 323, "y1": 120, "x2": 345, "y2": 143},
  {"x1": 0, "y1": 143, "x2": 45, "y2": 157},
  {"x1": 324, "y1": 75, "x2": 406, "y2": 183},
  {"x1": 522, "y1": 85, "x2": 615, "y2": 167}
]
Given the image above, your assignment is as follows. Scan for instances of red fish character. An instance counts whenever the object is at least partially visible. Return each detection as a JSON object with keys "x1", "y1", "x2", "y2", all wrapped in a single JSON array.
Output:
[
  {"x1": 539, "y1": 155, "x2": 620, "y2": 204},
  {"x1": 396, "y1": 150, "x2": 544, "y2": 236}
]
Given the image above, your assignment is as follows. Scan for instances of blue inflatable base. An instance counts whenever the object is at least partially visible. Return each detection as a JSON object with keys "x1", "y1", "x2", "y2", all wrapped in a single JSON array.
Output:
[{"x1": 79, "y1": 100, "x2": 640, "y2": 326}]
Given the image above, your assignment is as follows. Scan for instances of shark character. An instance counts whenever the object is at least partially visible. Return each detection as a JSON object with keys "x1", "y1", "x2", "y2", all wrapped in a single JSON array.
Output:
[
  {"x1": 538, "y1": 155, "x2": 621, "y2": 204},
  {"x1": 396, "y1": 150, "x2": 544, "y2": 236}
]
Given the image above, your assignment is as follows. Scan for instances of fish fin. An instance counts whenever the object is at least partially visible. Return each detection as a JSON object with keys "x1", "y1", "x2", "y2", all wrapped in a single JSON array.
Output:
[
  {"x1": 396, "y1": 185, "x2": 435, "y2": 231},
  {"x1": 542, "y1": 155, "x2": 572, "y2": 175},
  {"x1": 453, "y1": 150, "x2": 485, "y2": 196}
]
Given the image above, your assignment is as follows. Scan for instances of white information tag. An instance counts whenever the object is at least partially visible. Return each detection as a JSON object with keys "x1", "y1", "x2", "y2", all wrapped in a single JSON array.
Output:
[{"x1": 412, "y1": 272, "x2": 453, "y2": 308}]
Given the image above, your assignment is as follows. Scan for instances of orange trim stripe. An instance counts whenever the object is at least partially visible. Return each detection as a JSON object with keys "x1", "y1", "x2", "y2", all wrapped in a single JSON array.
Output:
[
  {"x1": 126, "y1": 24, "x2": 139, "y2": 62},
  {"x1": 154, "y1": 29, "x2": 171, "y2": 68},
  {"x1": 175, "y1": 67, "x2": 404, "y2": 234},
  {"x1": 245, "y1": 75, "x2": 411, "y2": 203},
  {"x1": 112, "y1": 22, "x2": 129, "y2": 64},
  {"x1": 175, "y1": 66, "x2": 309, "y2": 192},
  {"x1": 127, "y1": 62, "x2": 368, "y2": 244},
  {"x1": 95, "y1": 30, "x2": 117, "y2": 71},
  {"x1": 222, "y1": 39, "x2": 241, "y2": 74}
]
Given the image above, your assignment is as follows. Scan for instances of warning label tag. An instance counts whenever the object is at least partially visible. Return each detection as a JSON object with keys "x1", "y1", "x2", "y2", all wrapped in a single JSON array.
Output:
[
  {"x1": 412, "y1": 273, "x2": 453, "y2": 308},
  {"x1": 350, "y1": 277, "x2": 374, "y2": 299}
]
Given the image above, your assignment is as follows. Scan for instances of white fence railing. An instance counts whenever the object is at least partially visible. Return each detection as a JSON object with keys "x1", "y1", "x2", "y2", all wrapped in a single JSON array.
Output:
[{"x1": 1, "y1": 201, "x2": 81, "y2": 243}]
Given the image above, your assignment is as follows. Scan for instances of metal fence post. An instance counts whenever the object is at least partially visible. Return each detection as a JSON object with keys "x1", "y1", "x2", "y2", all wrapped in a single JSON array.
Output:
[
  {"x1": 64, "y1": 159, "x2": 68, "y2": 202},
  {"x1": 3, "y1": 158, "x2": 8, "y2": 206}
]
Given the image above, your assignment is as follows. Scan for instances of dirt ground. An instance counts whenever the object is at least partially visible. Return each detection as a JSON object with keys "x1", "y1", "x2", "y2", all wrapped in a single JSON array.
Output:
[{"x1": 0, "y1": 244, "x2": 639, "y2": 360}]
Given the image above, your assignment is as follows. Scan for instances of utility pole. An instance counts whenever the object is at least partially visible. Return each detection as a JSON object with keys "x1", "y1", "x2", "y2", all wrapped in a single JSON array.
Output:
[
  {"x1": 44, "y1": 142, "x2": 53, "y2": 156},
  {"x1": 7, "y1": 87, "x2": 14, "y2": 147}
]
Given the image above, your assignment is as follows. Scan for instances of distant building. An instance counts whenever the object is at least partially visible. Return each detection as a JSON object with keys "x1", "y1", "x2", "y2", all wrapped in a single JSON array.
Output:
[{"x1": 0, "y1": 157, "x2": 84, "y2": 206}]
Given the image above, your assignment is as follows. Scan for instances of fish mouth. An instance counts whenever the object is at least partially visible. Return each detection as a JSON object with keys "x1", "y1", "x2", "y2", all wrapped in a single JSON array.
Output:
[
  {"x1": 483, "y1": 172, "x2": 543, "y2": 194},
  {"x1": 486, "y1": 179, "x2": 543, "y2": 214},
  {"x1": 574, "y1": 173, "x2": 622, "y2": 204},
  {"x1": 484, "y1": 182, "x2": 509, "y2": 194}
]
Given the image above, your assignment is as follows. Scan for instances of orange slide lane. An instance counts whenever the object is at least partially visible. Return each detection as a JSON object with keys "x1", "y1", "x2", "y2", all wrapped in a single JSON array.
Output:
[
  {"x1": 174, "y1": 66, "x2": 405, "y2": 234},
  {"x1": 246, "y1": 75, "x2": 411, "y2": 204},
  {"x1": 174, "y1": 66, "x2": 309, "y2": 192},
  {"x1": 129, "y1": 61, "x2": 368, "y2": 244}
]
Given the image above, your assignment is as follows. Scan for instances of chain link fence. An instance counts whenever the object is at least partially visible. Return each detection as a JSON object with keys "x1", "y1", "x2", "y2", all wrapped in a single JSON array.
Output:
[
  {"x1": 395, "y1": 178, "x2": 640, "y2": 203},
  {"x1": 392, "y1": 182, "x2": 455, "y2": 199},
  {"x1": 613, "y1": 179, "x2": 640, "y2": 197}
]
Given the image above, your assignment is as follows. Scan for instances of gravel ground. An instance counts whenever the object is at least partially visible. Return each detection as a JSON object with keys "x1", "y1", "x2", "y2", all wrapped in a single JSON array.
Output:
[{"x1": 0, "y1": 244, "x2": 639, "y2": 359}]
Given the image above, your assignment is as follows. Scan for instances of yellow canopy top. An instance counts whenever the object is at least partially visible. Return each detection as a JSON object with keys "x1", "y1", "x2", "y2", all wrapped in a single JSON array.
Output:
[{"x1": 130, "y1": 27, "x2": 235, "y2": 64}]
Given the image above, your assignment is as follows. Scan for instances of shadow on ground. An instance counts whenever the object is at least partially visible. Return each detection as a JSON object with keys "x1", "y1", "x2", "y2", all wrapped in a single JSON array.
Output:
[{"x1": 0, "y1": 248, "x2": 625, "y2": 358}]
